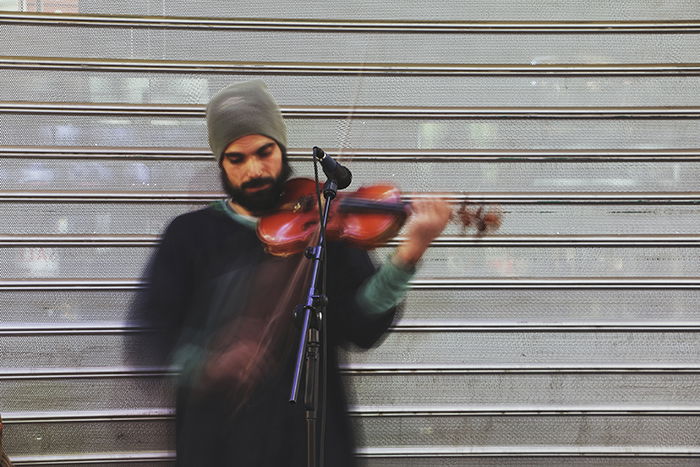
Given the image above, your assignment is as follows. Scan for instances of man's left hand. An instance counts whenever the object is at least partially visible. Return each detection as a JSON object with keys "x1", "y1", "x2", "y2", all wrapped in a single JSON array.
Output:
[{"x1": 394, "y1": 198, "x2": 452, "y2": 268}]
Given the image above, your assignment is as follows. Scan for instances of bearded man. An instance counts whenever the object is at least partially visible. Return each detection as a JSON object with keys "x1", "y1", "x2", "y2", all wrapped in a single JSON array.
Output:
[{"x1": 136, "y1": 80, "x2": 450, "y2": 466}]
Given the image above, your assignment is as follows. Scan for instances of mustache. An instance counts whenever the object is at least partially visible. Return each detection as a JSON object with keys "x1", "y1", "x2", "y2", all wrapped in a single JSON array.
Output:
[{"x1": 241, "y1": 177, "x2": 276, "y2": 190}]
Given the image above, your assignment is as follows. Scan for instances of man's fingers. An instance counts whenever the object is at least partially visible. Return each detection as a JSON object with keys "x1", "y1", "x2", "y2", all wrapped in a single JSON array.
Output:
[
  {"x1": 412, "y1": 198, "x2": 450, "y2": 216},
  {"x1": 413, "y1": 198, "x2": 452, "y2": 225}
]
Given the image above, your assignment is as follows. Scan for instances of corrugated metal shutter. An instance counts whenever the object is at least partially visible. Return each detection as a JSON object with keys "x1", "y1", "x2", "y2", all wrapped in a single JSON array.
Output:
[{"x1": 1, "y1": 1, "x2": 699, "y2": 465}]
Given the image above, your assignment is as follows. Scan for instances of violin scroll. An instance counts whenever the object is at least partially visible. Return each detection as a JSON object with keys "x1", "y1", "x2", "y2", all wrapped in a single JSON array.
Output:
[{"x1": 455, "y1": 202, "x2": 503, "y2": 235}]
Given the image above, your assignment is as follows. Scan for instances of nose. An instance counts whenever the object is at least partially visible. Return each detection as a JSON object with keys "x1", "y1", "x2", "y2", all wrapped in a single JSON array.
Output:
[{"x1": 245, "y1": 157, "x2": 265, "y2": 178}]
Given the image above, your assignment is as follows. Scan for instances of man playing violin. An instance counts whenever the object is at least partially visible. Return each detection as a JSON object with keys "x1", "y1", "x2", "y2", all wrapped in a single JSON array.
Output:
[{"x1": 136, "y1": 80, "x2": 451, "y2": 466}]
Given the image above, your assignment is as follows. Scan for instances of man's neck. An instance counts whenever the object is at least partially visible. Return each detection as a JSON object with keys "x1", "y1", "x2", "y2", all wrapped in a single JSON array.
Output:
[{"x1": 227, "y1": 199, "x2": 257, "y2": 218}]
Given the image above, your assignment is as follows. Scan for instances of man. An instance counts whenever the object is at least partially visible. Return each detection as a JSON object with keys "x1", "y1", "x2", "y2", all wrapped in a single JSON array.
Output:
[{"x1": 137, "y1": 80, "x2": 450, "y2": 466}]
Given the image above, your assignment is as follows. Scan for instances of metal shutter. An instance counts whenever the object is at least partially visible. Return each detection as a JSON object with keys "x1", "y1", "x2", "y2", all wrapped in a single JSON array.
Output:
[{"x1": 1, "y1": 1, "x2": 698, "y2": 465}]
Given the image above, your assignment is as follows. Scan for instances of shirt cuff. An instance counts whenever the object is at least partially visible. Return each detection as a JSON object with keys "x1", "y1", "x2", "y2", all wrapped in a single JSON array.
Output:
[{"x1": 356, "y1": 253, "x2": 415, "y2": 317}]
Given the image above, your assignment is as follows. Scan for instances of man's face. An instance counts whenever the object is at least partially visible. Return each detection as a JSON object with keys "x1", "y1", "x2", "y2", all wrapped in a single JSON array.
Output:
[{"x1": 220, "y1": 134, "x2": 290, "y2": 215}]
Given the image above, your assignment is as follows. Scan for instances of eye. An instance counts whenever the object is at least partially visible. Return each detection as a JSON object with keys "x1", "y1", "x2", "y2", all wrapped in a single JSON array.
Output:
[
  {"x1": 224, "y1": 154, "x2": 243, "y2": 164},
  {"x1": 257, "y1": 144, "x2": 275, "y2": 158}
]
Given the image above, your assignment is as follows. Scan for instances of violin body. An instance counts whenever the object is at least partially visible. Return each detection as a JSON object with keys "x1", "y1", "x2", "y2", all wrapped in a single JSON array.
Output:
[{"x1": 257, "y1": 178, "x2": 407, "y2": 256}]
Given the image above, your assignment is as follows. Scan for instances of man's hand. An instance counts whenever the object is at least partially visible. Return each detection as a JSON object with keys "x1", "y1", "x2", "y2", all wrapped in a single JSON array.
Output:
[
  {"x1": 394, "y1": 198, "x2": 452, "y2": 268},
  {"x1": 196, "y1": 337, "x2": 270, "y2": 402}
]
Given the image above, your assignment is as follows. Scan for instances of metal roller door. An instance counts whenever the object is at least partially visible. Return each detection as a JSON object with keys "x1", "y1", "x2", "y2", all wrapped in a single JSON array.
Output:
[{"x1": 1, "y1": 1, "x2": 698, "y2": 465}]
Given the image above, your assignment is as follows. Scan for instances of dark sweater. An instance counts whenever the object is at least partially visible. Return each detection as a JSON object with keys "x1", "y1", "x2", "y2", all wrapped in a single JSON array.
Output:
[{"x1": 136, "y1": 204, "x2": 397, "y2": 466}]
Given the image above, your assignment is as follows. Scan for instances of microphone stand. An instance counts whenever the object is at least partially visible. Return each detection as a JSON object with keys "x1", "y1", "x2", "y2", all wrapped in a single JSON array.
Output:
[{"x1": 289, "y1": 177, "x2": 338, "y2": 467}]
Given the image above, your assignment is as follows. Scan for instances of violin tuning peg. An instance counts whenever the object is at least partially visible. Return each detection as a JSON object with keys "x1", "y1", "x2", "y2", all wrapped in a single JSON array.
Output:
[{"x1": 455, "y1": 202, "x2": 476, "y2": 228}]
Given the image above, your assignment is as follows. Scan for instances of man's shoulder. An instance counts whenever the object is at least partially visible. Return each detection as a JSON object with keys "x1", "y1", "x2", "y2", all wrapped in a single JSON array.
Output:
[
  {"x1": 167, "y1": 204, "x2": 214, "y2": 226},
  {"x1": 162, "y1": 204, "x2": 229, "y2": 237}
]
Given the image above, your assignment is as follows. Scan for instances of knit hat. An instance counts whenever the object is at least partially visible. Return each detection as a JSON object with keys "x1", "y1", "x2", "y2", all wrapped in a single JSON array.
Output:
[{"x1": 206, "y1": 80, "x2": 288, "y2": 164}]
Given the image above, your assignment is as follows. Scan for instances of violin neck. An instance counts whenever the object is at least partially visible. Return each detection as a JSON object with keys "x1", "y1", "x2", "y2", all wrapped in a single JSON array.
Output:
[{"x1": 338, "y1": 198, "x2": 410, "y2": 217}]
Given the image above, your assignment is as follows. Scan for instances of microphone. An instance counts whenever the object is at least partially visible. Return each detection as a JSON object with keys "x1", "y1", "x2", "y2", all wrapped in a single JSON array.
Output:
[{"x1": 313, "y1": 147, "x2": 352, "y2": 190}]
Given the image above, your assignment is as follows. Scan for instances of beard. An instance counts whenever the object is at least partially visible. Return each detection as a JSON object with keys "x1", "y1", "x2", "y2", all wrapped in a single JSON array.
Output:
[{"x1": 220, "y1": 161, "x2": 293, "y2": 216}]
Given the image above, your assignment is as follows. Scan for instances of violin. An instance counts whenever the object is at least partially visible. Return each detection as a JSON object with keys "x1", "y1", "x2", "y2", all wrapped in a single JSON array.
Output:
[{"x1": 257, "y1": 178, "x2": 502, "y2": 256}]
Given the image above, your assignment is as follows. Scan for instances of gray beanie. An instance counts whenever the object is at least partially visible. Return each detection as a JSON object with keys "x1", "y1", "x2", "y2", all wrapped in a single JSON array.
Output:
[{"x1": 206, "y1": 80, "x2": 288, "y2": 164}]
